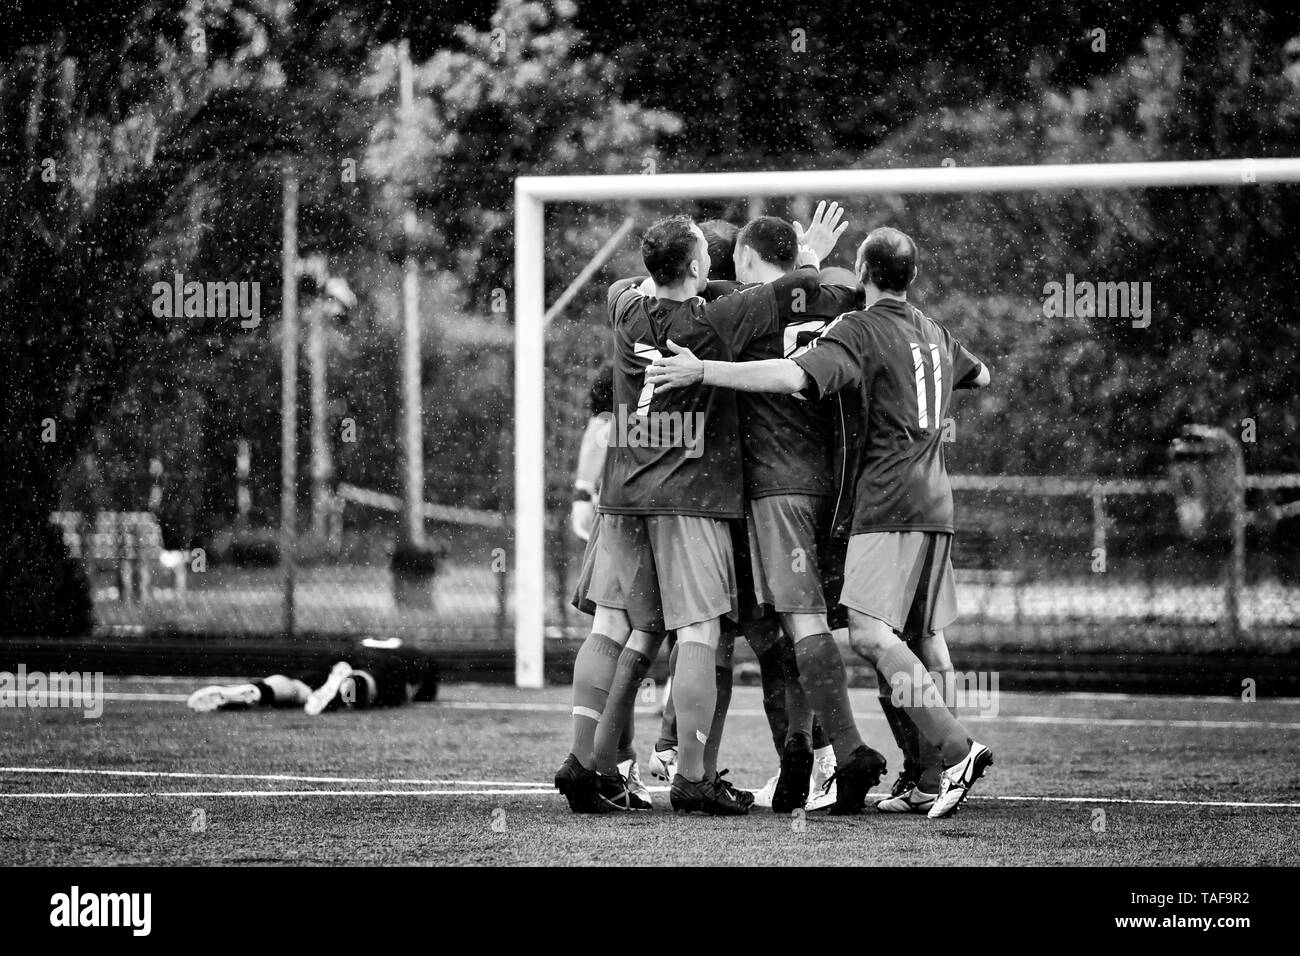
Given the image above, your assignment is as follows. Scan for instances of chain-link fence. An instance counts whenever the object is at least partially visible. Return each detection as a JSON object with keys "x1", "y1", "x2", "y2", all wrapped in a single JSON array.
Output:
[
  {"x1": 56, "y1": 469, "x2": 1300, "y2": 658},
  {"x1": 949, "y1": 473, "x2": 1300, "y2": 651}
]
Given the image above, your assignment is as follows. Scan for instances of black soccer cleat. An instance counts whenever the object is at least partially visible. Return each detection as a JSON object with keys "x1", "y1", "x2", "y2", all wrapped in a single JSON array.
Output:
[
  {"x1": 670, "y1": 774, "x2": 751, "y2": 816},
  {"x1": 714, "y1": 769, "x2": 754, "y2": 810},
  {"x1": 888, "y1": 764, "x2": 918, "y2": 800},
  {"x1": 597, "y1": 771, "x2": 638, "y2": 812},
  {"x1": 554, "y1": 754, "x2": 609, "y2": 814},
  {"x1": 825, "y1": 745, "x2": 888, "y2": 816},
  {"x1": 772, "y1": 734, "x2": 815, "y2": 814}
]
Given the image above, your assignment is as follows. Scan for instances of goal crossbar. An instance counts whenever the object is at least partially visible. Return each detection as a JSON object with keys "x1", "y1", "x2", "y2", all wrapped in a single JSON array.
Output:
[{"x1": 511, "y1": 157, "x2": 1300, "y2": 687}]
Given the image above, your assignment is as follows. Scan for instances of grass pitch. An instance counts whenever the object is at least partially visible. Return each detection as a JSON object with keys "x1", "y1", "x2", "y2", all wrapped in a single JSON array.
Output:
[{"x1": 1, "y1": 680, "x2": 1297, "y2": 866}]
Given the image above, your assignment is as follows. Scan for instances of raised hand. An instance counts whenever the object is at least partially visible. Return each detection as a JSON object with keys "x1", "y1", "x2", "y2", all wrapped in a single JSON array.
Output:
[{"x1": 793, "y1": 200, "x2": 849, "y2": 263}]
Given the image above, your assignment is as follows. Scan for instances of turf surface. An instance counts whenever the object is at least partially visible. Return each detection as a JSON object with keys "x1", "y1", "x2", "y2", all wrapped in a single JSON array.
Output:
[{"x1": 1, "y1": 680, "x2": 1297, "y2": 866}]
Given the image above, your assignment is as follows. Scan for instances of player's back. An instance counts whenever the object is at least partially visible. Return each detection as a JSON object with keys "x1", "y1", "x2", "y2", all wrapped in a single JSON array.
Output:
[
  {"x1": 832, "y1": 297, "x2": 981, "y2": 534},
  {"x1": 734, "y1": 279, "x2": 859, "y2": 500},
  {"x1": 599, "y1": 278, "x2": 746, "y2": 519}
]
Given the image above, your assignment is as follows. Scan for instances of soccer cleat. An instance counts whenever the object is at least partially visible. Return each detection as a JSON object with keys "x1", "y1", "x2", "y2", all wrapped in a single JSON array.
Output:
[
  {"x1": 304, "y1": 662, "x2": 353, "y2": 716},
  {"x1": 554, "y1": 754, "x2": 609, "y2": 814},
  {"x1": 749, "y1": 774, "x2": 779, "y2": 809},
  {"x1": 928, "y1": 741, "x2": 994, "y2": 819},
  {"x1": 772, "y1": 734, "x2": 815, "y2": 814},
  {"x1": 825, "y1": 745, "x2": 888, "y2": 816},
  {"x1": 714, "y1": 769, "x2": 754, "y2": 810},
  {"x1": 876, "y1": 786, "x2": 938, "y2": 814},
  {"x1": 805, "y1": 747, "x2": 838, "y2": 811},
  {"x1": 187, "y1": 683, "x2": 261, "y2": 712},
  {"x1": 648, "y1": 745, "x2": 678, "y2": 783},
  {"x1": 597, "y1": 772, "x2": 638, "y2": 812},
  {"x1": 887, "y1": 767, "x2": 918, "y2": 800},
  {"x1": 618, "y1": 758, "x2": 653, "y2": 810},
  {"x1": 669, "y1": 774, "x2": 750, "y2": 816}
]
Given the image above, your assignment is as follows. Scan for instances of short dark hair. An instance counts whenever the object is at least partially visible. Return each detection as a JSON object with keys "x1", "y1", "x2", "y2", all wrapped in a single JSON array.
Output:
[
  {"x1": 642, "y1": 216, "x2": 699, "y2": 286},
  {"x1": 699, "y1": 219, "x2": 739, "y2": 280},
  {"x1": 736, "y1": 216, "x2": 797, "y2": 270},
  {"x1": 860, "y1": 227, "x2": 917, "y2": 293}
]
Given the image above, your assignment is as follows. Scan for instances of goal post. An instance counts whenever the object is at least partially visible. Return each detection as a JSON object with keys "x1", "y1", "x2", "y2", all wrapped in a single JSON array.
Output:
[{"x1": 511, "y1": 157, "x2": 1300, "y2": 688}]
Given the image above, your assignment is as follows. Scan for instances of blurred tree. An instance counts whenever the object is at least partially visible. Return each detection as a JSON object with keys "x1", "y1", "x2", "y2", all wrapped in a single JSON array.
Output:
[{"x1": 841, "y1": 8, "x2": 1300, "y2": 480}]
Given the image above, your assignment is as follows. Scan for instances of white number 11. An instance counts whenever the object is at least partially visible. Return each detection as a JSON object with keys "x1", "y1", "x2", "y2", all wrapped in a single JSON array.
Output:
[{"x1": 908, "y1": 342, "x2": 942, "y2": 430}]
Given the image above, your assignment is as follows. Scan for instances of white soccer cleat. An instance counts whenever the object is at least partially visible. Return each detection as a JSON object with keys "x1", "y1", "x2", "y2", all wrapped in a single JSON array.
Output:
[
  {"x1": 928, "y1": 741, "x2": 994, "y2": 819},
  {"x1": 876, "y1": 786, "x2": 938, "y2": 814},
  {"x1": 304, "y1": 662, "x2": 353, "y2": 716},
  {"x1": 805, "y1": 746, "x2": 837, "y2": 811},
  {"x1": 618, "y1": 758, "x2": 653, "y2": 810},
  {"x1": 648, "y1": 745, "x2": 678, "y2": 783},
  {"x1": 187, "y1": 683, "x2": 260, "y2": 712},
  {"x1": 749, "y1": 773, "x2": 779, "y2": 809}
]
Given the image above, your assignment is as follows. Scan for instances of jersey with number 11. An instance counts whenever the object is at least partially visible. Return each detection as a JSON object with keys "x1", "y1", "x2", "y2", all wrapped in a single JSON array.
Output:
[{"x1": 792, "y1": 296, "x2": 986, "y2": 535}]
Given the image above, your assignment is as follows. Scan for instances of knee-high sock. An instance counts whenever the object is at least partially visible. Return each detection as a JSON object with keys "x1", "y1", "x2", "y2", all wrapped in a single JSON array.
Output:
[
  {"x1": 876, "y1": 642, "x2": 970, "y2": 766},
  {"x1": 779, "y1": 637, "x2": 815, "y2": 748},
  {"x1": 916, "y1": 664, "x2": 955, "y2": 792},
  {"x1": 570, "y1": 632, "x2": 623, "y2": 769},
  {"x1": 672, "y1": 642, "x2": 717, "y2": 782},
  {"x1": 755, "y1": 641, "x2": 790, "y2": 756},
  {"x1": 793, "y1": 633, "x2": 864, "y2": 765},
  {"x1": 876, "y1": 667, "x2": 920, "y2": 775},
  {"x1": 656, "y1": 641, "x2": 679, "y2": 751},
  {"x1": 618, "y1": 707, "x2": 636, "y2": 763},
  {"x1": 594, "y1": 647, "x2": 652, "y2": 774},
  {"x1": 703, "y1": 665, "x2": 734, "y2": 777}
]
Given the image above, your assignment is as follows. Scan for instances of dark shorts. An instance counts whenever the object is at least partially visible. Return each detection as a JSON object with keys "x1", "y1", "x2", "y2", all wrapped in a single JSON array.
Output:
[
  {"x1": 839, "y1": 532, "x2": 958, "y2": 636},
  {"x1": 746, "y1": 494, "x2": 831, "y2": 615},
  {"x1": 592, "y1": 513, "x2": 737, "y2": 632}
]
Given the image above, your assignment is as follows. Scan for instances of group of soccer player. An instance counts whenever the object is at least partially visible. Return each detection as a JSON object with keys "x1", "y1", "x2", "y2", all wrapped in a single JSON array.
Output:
[{"x1": 556, "y1": 199, "x2": 995, "y2": 818}]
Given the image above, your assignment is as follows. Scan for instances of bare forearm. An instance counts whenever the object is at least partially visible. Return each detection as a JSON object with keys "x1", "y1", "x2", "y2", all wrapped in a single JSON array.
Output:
[
  {"x1": 573, "y1": 416, "x2": 609, "y2": 491},
  {"x1": 701, "y1": 358, "x2": 807, "y2": 394}
]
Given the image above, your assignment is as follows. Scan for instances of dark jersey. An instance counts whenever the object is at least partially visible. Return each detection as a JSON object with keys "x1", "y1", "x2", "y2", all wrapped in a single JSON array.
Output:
[
  {"x1": 708, "y1": 280, "x2": 860, "y2": 499},
  {"x1": 792, "y1": 297, "x2": 984, "y2": 535},
  {"x1": 600, "y1": 270, "x2": 821, "y2": 518}
]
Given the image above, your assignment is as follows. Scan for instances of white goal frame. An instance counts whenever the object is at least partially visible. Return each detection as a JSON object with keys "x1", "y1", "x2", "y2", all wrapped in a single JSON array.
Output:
[{"x1": 511, "y1": 157, "x2": 1300, "y2": 688}]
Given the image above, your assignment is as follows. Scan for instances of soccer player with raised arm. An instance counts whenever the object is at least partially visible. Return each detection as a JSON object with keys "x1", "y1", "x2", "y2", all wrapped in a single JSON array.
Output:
[
  {"x1": 555, "y1": 211, "x2": 834, "y2": 815},
  {"x1": 646, "y1": 226, "x2": 995, "y2": 819},
  {"x1": 720, "y1": 215, "x2": 885, "y2": 814}
]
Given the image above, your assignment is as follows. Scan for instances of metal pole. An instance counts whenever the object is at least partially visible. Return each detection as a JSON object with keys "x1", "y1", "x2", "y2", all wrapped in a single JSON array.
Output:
[
  {"x1": 514, "y1": 184, "x2": 546, "y2": 688},
  {"x1": 306, "y1": 300, "x2": 332, "y2": 541},
  {"x1": 1091, "y1": 485, "x2": 1107, "y2": 561},
  {"x1": 517, "y1": 158, "x2": 1300, "y2": 202},
  {"x1": 1226, "y1": 442, "x2": 1247, "y2": 643},
  {"x1": 280, "y1": 167, "x2": 299, "y2": 638},
  {"x1": 398, "y1": 38, "x2": 424, "y2": 549},
  {"x1": 543, "y1": 216, "x2": 635, "y2": 326}
]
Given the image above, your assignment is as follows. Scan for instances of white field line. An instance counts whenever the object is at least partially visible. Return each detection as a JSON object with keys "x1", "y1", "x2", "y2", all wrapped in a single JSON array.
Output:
[
  {"x1": 98, "y1": 676, "x2": 1300, "y2": 707},
  {"x1": 430, "y1": 701, "x2": 1300, "y2": 731},
  {"x1": 10, "y1": 694, "x2": 1300, "y2": 730},
  {"x1": 0, "y1": 767, "x2": 541, "y2": 786},
  {"x1": 0, "y1": 784, "x2": 1295, "y2": 810},
  {"x1": 0, "y1": 790, "x2": 556, "y2": 798}
]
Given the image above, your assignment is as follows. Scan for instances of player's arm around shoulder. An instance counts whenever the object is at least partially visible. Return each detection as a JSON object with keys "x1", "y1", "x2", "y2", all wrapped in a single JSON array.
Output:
[{"x1": 645, "y1": 339, "x2": 809, "y2": 394}]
